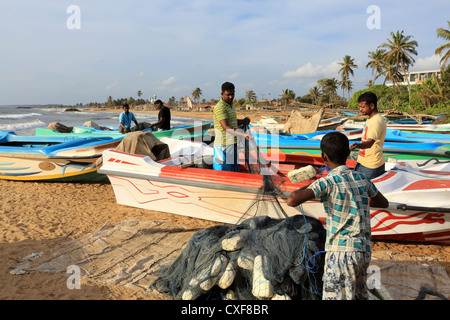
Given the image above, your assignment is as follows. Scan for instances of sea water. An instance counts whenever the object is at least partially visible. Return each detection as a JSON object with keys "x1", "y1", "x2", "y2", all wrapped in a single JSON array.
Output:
[{"x1": 0, "y1": 105, "x2": 212, "y2": 136}]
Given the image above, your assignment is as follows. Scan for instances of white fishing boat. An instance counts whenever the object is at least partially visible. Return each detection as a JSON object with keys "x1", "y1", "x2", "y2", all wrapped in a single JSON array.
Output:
[{"x1": 99, "y1": 141, "x2": 450, "y2": 245}]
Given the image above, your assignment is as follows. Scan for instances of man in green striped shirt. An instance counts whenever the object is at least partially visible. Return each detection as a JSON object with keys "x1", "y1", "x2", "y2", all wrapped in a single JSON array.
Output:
[{"x1": 212, "y1": 82, "x2": 251, "y2": 171}]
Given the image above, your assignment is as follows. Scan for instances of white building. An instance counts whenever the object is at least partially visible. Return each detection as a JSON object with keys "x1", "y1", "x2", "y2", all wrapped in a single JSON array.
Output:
[{"x1": 386, "y1": 69, "x2": 441, "y2": 86}]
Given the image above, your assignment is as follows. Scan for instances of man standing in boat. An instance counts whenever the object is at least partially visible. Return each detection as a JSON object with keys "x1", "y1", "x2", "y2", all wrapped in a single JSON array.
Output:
[
  {"x1": 212, "y1": 82, "x2": 251, "y2": 172},
  {"x1": 350, "y1": 92, "x2": 386, "y2": 179},
  {"x1": 150, "y1": 100, "x2": 171, "y2": 131},
  {"x1": 119, "y1": 103, "x2": 139, "y2": 133}
]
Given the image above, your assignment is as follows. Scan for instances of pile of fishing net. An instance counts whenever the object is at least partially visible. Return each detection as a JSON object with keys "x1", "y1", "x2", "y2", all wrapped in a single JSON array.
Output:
[{"x1": 151, "y1": 214, "x2": 326, "y2": 300}]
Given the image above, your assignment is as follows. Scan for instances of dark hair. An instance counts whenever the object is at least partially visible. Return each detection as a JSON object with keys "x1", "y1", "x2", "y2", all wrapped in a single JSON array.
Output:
[
  {"x1": 123, "y1": 103, "x2": 129, "y2": 108},
  {"x1": 154, "y1": 99, "x2": 163, "y2": 105},
  {"x1": 320, "y1": 132, "x2": 350, "y2": 165},
  {"x1": 221, "y1": 82, "x2": 235, "y2": 93},
  {"x1": 357, "y1": 91, "x2": 378, "y2": 108}
]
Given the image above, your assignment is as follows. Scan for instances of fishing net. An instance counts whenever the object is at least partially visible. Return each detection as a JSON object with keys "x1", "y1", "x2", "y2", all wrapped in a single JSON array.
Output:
[
  {"x1": 151, "y1": 214, "x2": 326, "y2": 300},
  {"x1": 152, "y1": 132, "x2": 327, "y2": 300}
]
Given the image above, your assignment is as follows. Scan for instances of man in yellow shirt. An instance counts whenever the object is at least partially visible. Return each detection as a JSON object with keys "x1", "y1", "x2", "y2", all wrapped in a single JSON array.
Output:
[
  {"x1": 350, "y1": 92, "x2": 386, "y2": 179},
  {"x1": 212, "y1": 82, "x2": 251, "y2": 171}
]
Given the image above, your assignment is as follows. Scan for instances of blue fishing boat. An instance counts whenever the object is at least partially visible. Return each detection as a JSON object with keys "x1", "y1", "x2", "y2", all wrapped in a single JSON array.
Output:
[
  {"x1": 385, "y1": 129, "x2": 450, "y2": 143},
  {"x1": 0, "y1": 131, "x2": 122, "y2": 181},
  {"x1": 252, "y1": 131, "x2": 450, "y2": 163},
  {"x1": 35, "y1": 123, "x2": 211, "y2": 141}
]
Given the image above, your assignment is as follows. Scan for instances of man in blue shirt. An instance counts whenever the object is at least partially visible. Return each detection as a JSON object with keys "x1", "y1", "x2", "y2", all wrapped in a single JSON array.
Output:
[{"x1": 119, "y1": 104, "x2": 139, "y2": 133}]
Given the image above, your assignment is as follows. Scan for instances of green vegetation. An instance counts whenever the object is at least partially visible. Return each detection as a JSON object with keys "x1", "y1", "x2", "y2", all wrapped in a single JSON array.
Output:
[{"x1": 348, "y1": 65, "x2": 450, "y2": 117}]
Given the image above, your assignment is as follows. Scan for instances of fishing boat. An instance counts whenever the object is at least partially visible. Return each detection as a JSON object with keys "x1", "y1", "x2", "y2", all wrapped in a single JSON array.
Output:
[
  {"x1": 252, "y1": 115, "x2": 347, "y2": 131},
  {"x1": 289, "y1": 128, "x2": 363, "y2": 141},
  {"x1": 343, "y1": 120, "x2": 450, "y2": 134},
  {"x1": 0, "y1": 131, "x2": 123, "y2": 181},
  {"x1": 35, "y1": 123, "x2": 212, "y2": 141},
  {"x1": 283, "y1": 127, "x2": 449, "y2": 144},
  {"x1": 98, "y1": 145, "x2": 450, "y2": 245},
  {"x1": 383, "y1": 113, "x2": 445, "y2": 125},
  {"x1": 384, "y1": 129, "x2": 450, "y2": 144},
  {"x1": 252, "y1": 131, "x2": 450, "y2": 165}
]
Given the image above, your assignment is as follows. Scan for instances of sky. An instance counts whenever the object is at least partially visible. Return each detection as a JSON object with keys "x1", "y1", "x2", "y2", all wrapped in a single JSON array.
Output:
[{"x1": 0, "y1": 0, "x2": 449, "y2": 105}]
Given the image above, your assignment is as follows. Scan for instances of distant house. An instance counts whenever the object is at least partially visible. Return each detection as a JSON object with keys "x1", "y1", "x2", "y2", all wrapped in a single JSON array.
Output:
[{"x1": 387, "y1": 69, "x2": 441, "y2": 87}]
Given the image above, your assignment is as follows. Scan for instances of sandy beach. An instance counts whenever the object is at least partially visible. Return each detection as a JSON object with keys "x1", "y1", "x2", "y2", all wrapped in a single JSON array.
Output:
[{"x1": 1, "y1": 109, "x2": 449, "y2": 300}]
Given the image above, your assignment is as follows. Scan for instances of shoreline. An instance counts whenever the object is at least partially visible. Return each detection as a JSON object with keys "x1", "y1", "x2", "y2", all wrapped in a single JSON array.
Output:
[{"x1": 83, "y1": 106, "x2": 288, "y2": 124}]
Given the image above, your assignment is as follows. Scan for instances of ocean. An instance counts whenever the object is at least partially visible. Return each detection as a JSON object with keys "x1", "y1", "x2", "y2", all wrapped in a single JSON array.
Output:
[{"x1": 0, "y1": 105, "x2": 212, "y2": 136}]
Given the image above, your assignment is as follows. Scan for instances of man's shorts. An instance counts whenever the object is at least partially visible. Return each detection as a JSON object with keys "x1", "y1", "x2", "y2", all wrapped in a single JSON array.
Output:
[
  {"x1": 355, "y1": 162, "x2": 385, "y2": 180},
  {"x1": 213, "y1": 144, "x2": 239, "y2": 172},
  {"x1": 322, "y1": 251, "x2": 371, "y2": 300}
]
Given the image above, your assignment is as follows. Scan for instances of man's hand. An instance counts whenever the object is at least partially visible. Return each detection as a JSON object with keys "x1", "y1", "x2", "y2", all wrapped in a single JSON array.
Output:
[{"x1": 350, "y1": 142, "x2": 359, "y2": 150}]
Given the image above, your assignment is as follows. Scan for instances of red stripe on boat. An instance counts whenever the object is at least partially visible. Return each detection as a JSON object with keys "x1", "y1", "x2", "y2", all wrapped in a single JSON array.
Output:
[{"x1": 403, "y1": 179, "x2": 450, "y2": 191}]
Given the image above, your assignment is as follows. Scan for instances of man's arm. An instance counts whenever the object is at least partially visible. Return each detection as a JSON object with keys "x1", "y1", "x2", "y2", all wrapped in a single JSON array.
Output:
[
  {"x1": 369, "y1": 191, "x2": 389, "y2": 208},
  {"x1": 350, "y1": 138, "x2": 375, "y2": 150},
  {"x1": 287, "y1": 187, "x2": 315, "y2": 207},
  {"x1": 219, "y1": 119, "x2": 252, "y2": 141}
]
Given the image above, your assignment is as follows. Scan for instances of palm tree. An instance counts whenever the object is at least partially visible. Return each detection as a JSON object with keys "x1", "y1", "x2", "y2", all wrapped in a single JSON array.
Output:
[
  {"x1": 318, "y1": 78, "x2": 339, "y2": 105},
  {"x1": 435, "y1": 20, "x2": 450, "y2": 68},
  {"x1": 379, "y1": 30, "x2": 418, "y2": 106},
  {"x1": 416, "y1": 65, "x2": 450, "y2": 108},
  {"x1": 137, "y1": 90, "x2": 142, "y2": 98},
  {"x1": 381, "y1": 58, "x2": 404, "y2": 87},
  {"x1": 245, "y1": 90, "x2": 257, "y2": 102},
  {"x1": 191, "y1": 88, "x2": 202, "y2": 105},
  {"x1": 366, "y1": 49, "x2": 385, "y2": 84},
  {"x1": 338, "y1": 55, "x2": 358, "y2": 101},
  {"x1": 280, "y1": 89, "x2": 295, "y2": 106},
  {"x1": 308, "y1": 86, "x2": 321, "y2": 105},
  {"x1": 339, "y1": 78, "x2": 353, "y2": 100}
]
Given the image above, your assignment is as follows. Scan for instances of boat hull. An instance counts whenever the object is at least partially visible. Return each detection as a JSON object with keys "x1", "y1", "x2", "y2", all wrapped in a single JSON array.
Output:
[
  {"x1": 99, "y1": 149, "x2": 450, "y2": 245},
  {"x1": 35, "y1": 123, "x2": 211, "y2": 141},
  {"x1": 252, "y1": 132, "x2": 450, "y2": 165},
  {"x1": 0, "y1": 154, "x2": 104, "y2": 181},
  {"x1": 0, "y1": 131, "x2": 122, "y2": 181}
]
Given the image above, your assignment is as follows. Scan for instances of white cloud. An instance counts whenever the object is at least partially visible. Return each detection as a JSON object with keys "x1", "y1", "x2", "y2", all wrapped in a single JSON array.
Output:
[
  {"x1": 411, "y1": 55, "x2": 440, "y2": 71},
  {"x1": 283, "y1": 61, "x2": 341, "y2": 78},
  {"x1": 162, "y1": 77, "x2": 178, "y2": 86},
  {"x1": 106, "y1": 81, "x2": 119, "y2": 91},
  {"x1": 135, "y1": 71, "x2": 145, "y2": 78}
]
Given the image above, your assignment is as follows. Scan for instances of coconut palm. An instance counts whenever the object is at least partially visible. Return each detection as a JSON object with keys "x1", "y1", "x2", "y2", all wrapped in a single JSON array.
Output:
[
  {"x1": 245, "y1": 90, "x2": 257, "y2": 102},
  {"x1": 308, "y1": 86, "x2": 321, "y2": 105},
  {"x1": 416, "y1": 65, "x2": 450, "y2": 108},
  {"x1": 338, "y1": 55, "x2": 358, "y2": 100},
  {"x1": 280, "y1": 89, "x2": 296, "y2": 106},
  {"x1": 318, "y1": 78, "x2": 339, "y2": 105},
  {"x1": 137, "y1": 90, "x2": 142, "y2": 98},
  {"x1": 381, "y1": 58, "x2": 404, "y2": 87},
  {"x1": 435, "y1": 20, "x2": 450, "y2": 68},
  {"x1": 366, "y1": 49, "x2": 385, "y2": 84},
  {"x1": 339, "y1": 78, "x2": 353, "y2": 100},
  {"x1": 379, "y1": 30, "x2": 418, "y2": 106},
  {"x1": 191, "y1": 88, "x2": 202, "y2": 104}
]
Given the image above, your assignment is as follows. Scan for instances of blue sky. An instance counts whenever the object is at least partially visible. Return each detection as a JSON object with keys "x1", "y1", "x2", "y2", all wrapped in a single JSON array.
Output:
[{"x1": 0, "y1": 0, "x2": 449, "y2": 105}]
